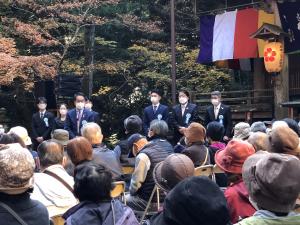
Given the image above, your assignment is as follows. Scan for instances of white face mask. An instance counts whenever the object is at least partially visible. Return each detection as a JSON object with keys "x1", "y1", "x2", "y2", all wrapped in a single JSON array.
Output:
[
  {"x1": 59, "y1": 109, "x2": 67, "y2": 116},
  {"x1": 179, "y1": 97, "x2": 188, "y2": 105},
  {"x1": 76, "y1": 102, "x2": 85, "y2": 110},
  {"x1": 85, "y1": 104, "x2": 92, "y2": 111},
  {"x1": 151, "y1": 96, "x2": 159, "y2": 105},
  {"x1": 38, "y1": 103, "x2": 46, "y2": 111},
  {"x1": 211, "y1": 99, "x2": 219, "y2": 106}
]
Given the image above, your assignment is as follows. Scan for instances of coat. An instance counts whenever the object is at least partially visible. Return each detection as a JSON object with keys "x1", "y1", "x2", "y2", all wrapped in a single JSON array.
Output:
[
  {"x1": 63, "y1": 200, "x2": 139, "y2": 225},
  {"x1": 205, "y1": 103, "x2": 232, "y2": 138},
  {"x1": 32, "y1": 111, "x2": 54, "y2": 140},
  {"x1": 235, "y1": 211, "x2": 300, "y2": 225},
  {"x1": 171, "y1": 103, "x2": 199, "y2": 143},
  {"x1": 92, "y1": 145, "x2": 123, "y2": 181},
  {"x1": 0, "y1": 192, "x2": 49, "y2": 225},
  {"x1": 64, "y1": 108, "x2": 94, "y2": 139},
  {"x1": 31, "y1": 164, "x2": 78, "y2": 217},
  {"x1": 182, "y1": 143, "x2": 210, "y2": 167},
  {"x1": 225, "y1": 180, "x2": 256, "y2": 223},
  {"x1": 143, "y1": 104, "x2": 169, "y2": 135}
]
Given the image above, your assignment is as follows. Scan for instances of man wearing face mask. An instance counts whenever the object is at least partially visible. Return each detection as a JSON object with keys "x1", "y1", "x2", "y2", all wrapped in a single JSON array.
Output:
[
  {"x1": 171, "y1": 90, "x2": 199, "y2": 144},
  {"x1": 85, "y1": 99, "x2": 100, "y2": 124},
  {"x1": 143, "y1": 90, "x2": 169, "y2": 135},
  {"x1": 143, "y1": 89, "x2": 169, "y2": 136},
  {"x1": 64, "y1": 92, "x2": 95, "y2": 139},
  {"x1": 205, "y1": 91, "x2": 232, "y2": 141},
  {"x1": 31, "y1": 97, "x2": 55, "y2": 150}
]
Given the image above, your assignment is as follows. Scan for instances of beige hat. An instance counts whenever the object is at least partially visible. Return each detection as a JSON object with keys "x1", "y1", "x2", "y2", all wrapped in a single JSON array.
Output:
[
  {"x1": 9, "y1": 126, "x2": 32, "y2": 146},
  {"x1": 233, "y1": 122, "x2": 251, "y2": 140},
  {"x1": 52, "y1": 129, "x2": 69, "y2": 146},
  {"x1": 0, "y1": 143, "x2": 35, "y2": 194}
]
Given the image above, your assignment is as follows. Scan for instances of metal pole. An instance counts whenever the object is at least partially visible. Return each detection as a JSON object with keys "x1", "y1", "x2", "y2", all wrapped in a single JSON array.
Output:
[{"x1": 171, "y1": 0, "x2": 176, "y2": 105}]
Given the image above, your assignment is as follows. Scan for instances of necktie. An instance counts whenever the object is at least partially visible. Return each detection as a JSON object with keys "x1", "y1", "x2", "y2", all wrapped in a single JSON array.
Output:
[
  {"x1": 153, "y1": 105, "x2": 157, "y2": 114},
  {"x1": 77, "y1": 110, "x2": 82, "y2": 134},
  {"x1": 40, "y1": 112, "x2": 44, "y2": 119}
]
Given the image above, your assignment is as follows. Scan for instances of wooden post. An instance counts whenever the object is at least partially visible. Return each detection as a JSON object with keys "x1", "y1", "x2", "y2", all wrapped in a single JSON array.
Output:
[
  {"x1": 272, "y1": 1, "x2": 289, "y2": 119},
  {"x1": 170, "y1": 0, "x2": 177, "y2": 105},
  {"x1": 83, "y1": 25, "x2": 95, "y2": 98}
]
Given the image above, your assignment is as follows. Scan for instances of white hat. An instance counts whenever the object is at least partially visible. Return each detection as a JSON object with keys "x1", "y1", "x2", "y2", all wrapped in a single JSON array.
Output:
[{"x1": 9, "y1": 126, "x2": 32, "y2": 146}]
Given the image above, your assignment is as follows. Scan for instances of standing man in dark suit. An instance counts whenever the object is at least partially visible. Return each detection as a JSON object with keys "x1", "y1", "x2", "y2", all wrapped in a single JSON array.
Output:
[
  {"x1": 143, "y1": 89, "x2": 169, "y2": 136},
  {"x1": 31, "y1": 97, "x2": 55, "y2": 149},
  {"x1": 205, "y1": 91, "x2": 232, "y2": 141},
  {"x1": 65, "y1": 92, "x2": 95, "y2": 139},
  {"x1": 172, "y1": 90, "x2": 199, "y2": 144},
  {"x1": 85, "y1": 99, "x2": 100, "y2": 124}
]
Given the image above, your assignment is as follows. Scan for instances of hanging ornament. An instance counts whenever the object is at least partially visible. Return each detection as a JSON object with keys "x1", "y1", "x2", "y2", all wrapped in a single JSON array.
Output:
[{"x1": 263, "y1": 42, "x2": 284, "y2": 73}]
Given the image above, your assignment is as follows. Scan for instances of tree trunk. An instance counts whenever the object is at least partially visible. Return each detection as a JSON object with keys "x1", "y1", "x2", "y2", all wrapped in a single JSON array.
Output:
[{"x1": 83, "y1": 25, "x2": 95, "y2": 98}]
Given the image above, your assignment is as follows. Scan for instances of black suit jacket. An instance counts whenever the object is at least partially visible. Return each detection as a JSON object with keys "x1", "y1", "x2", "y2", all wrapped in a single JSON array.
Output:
[
  {"x1": 204, "y1": 103, "x2": 232, "y2": 137},
  {"x1": 31, "y1": 111, "x2": 55, "y2": 140},
  {"x1": 143, "y1": 104, "x2": 169, "y2": 135},
  {"x1": 172, "y1": 103, "x2": 199, "y2": 129},
  {"x1": 171, "y1": 103, "x2": 199, "y2": 143}
]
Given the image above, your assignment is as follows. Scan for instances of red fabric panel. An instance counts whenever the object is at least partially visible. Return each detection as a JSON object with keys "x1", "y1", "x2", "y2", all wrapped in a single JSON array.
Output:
[{"x1": 234, "y1": 8, "x2": 259, "y2": 59}]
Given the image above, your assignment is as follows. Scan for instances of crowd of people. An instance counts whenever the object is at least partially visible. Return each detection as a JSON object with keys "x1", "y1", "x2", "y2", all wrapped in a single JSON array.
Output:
[{"x1": 0, "y1": 90, "x2": 300, "y2": 225}]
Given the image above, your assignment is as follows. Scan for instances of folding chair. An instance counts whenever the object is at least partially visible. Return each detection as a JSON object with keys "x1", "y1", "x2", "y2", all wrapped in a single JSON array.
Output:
[
  {"x1": 212, "y1": 164, "x2": 225, "y2": 182},
  {"x1": 50, "y1": 215, "x2": 64, "y2": 225},
  {"x1": 213, "y1": 164, "x2": 225, "y2": 174},
  {"x1": 121, "y1": 166, "x2": 135, "y2": 175},
  {"x1": 111, "y1": 181, "x2": 126, "y2": 204},
  {"x1": 135, "y1": 185, "x2": 161, "y2": 223},
  {"x1": 194, "y1": 165, "x2": 214, "y2": 179}
]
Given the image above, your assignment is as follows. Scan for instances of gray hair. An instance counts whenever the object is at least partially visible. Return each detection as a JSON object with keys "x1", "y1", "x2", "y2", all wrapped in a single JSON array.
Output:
[
  {"x1": 81, "y1": 122, "x2": 102, "y2": 144},
  {"x1": 149, "y1": 119, "x2": 169, "y2": 138}
]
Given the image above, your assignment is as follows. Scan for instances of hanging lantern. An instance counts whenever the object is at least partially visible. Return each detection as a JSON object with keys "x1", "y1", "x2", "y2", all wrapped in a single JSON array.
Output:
[{"x1": 263, "y1": 42, "x2": 284, "y2": 73}]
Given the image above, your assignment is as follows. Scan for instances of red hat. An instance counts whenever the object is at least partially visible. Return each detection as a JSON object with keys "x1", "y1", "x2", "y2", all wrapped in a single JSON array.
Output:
[{"x1": 215, "y1": 140, "x2": 255, "y2": 174}]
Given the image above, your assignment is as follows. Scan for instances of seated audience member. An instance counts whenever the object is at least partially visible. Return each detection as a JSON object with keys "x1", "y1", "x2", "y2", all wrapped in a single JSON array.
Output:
[
  {"x1": 182, "y1": 122, "x2": 210, "y2": 167},
  {"x1": 52, "y1": 129, "x2": 69, "y2": 148},
  {"x1": 250, "y1": 121, "x2": 266, "y2": 133},
  {"x1": 283, "y1": 118, "x2": 300, "y2": 137},
  {"x1": 66, "y1": 136, "x2": 93, "y2": 167},
  {"x1": 271, "y1": 120, "x2": 289, "y2": 130},
  {"x1": 114, "y1": 115, "x2": 143, "y2": 165},
  {"x1": 63, "y1": 163, "x2": 139, "y2": 225},
  {"x1": 247, "y1": 132, "x2": 269, "y2": 152},
  {"x1": 81, "y1": 122, "x2": 123, "y2": 180},
  {"x1": 148, "y1": 119, "x2": 173, "y2": 154},
  {"x1": 2, "y1": 128, "x2": 40, "y2": 171},
  {"x1": 206, "y1": 121, "x2": 227, "y2": 187},
  {"x1": 153, "y1": 154, "x2": 194, "y2": 194},
  {"x1": 215, "y1": 140, "x2": 256, "y2": 223},
  {"x1": 0, "y1": 133, "x2": 26, "y2": 147},
  {"x1": 206, "y1": 121, "x2": 226, "y2": 164},
  {"x1": 233, "y1": 122, "x2": 251, "y2": 140},
  {"x1": 126, "y1": 133, "x2": 170, "y2": 211},
  {"x1": 52, "y1": 129, "x2": 74, "y2": 176},
  {"x1": 31, "y1": 140, "x2": 77, "y2": 217},
  {"x1": 150, "y1": 176, "x2": 231, "y2": 225},
  {"x1": 236, "y1": 151, "x2": 300, "y2": 225},
  {"x1": 268, "y1": 126, "x2": 300, "y2": 158},
  {"x1": 0, "y1": 143, "x2": 49, "y2": 225}
]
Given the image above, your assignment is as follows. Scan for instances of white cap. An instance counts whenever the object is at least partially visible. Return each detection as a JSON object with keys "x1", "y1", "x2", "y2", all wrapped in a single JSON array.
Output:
[{"x1": 9, "y1": 126, "x2": 32, "y2": 146}]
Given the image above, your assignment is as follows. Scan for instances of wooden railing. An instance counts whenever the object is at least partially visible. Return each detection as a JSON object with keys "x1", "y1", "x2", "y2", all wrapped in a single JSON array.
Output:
[{"x1": 191, "y1": 89, "x2": 274, "y2": 121}]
